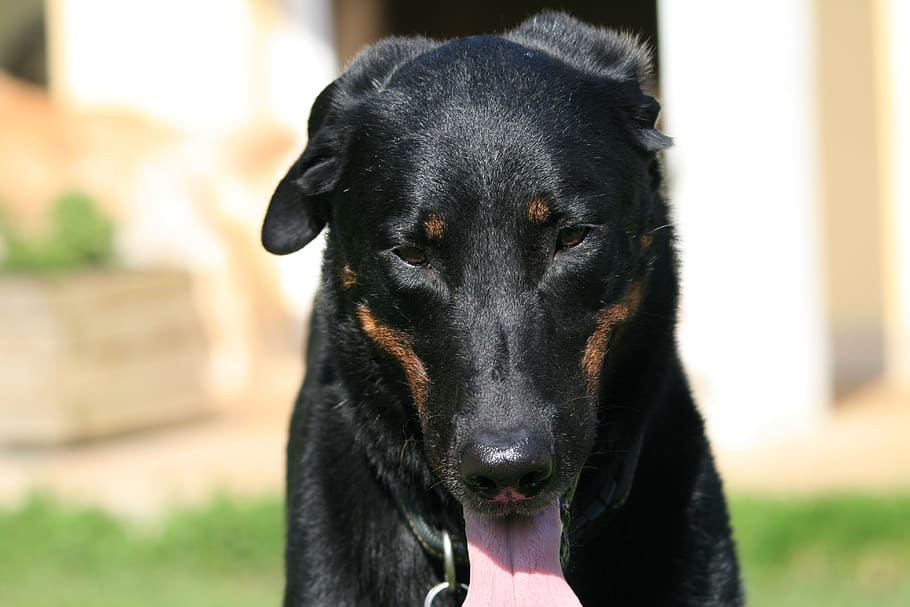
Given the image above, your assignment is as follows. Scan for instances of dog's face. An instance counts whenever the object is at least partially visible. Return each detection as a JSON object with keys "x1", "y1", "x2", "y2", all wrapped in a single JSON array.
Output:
[{"x1": 263, "y1": 29, "x2": 668, "y2": 518}]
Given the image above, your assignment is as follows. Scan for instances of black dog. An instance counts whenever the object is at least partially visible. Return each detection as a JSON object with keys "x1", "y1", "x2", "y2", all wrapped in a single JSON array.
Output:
[{"x1": 262, "y1": 12, "x2": 742, "y2": 607}]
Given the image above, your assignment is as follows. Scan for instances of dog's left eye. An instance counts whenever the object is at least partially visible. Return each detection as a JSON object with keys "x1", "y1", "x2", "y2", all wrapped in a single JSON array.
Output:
[
  {"x1": 556, "y1": 226, "x2": 590, "y2": 250},
  {"x1": 394, "y1": 245, "x2": 429, "y2": 266}
]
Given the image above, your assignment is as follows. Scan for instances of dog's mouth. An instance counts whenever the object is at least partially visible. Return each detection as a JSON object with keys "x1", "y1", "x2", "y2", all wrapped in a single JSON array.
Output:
[
  {"x1": 458, "y1": 485, "x2": 564, "y2": 519},
  {"x1": 460, "y1": 501, "x2": 582, "y2": 607},
  {"x1": 426, "y1": 432, "x2": 586, "y2": 604},
  {"x1": 446, "y1": 466, "x2": 582, "y2": 607}
]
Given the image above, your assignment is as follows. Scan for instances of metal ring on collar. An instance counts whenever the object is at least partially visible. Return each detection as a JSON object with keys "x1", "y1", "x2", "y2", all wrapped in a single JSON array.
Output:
[
  {"x1": 423, "y1": 530, "x2": 468, "y2": 606},
  {"x1": 423, "y1": 582, "x2": 469, "y2": 607},
  {"x1": 442, "y1": 529, "x2": 457, "y2": 591}
]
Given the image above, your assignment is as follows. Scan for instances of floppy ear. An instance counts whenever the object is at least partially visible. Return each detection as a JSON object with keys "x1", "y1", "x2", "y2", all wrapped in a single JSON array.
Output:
[
  {"x1": 507, "y1": 11, "x2": 672, "y2": 152},
  {"x1": 623, "y1": 88, "x2": 673, "y2": 153},
  {"x1": 262, "y1": 36, "x2": 439, "y2": 255},
  {"x1": 262, "y1": 80, "x2": 344, "y2": 255},
  {"x1": 262, "y1": 144, "x2": 339, "y2": 255}
]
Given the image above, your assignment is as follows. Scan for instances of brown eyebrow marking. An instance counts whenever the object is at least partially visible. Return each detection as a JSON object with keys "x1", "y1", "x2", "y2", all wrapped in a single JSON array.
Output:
[
  {"x1": 340, "y1": 264, "x2": 357, "y2": 290},
  {"x1": 581, "y1": 282, "x2": 643, "y2": 395},
  {"x1": 640, "y1": 234, "x2": 653, "y2": 250},
  {"x1": 424, "y1": 213, "x2": 445, "y2": 239},
  {"x1": 528, "y1": 197, "x2": 551, "y2": 223},
  {"x1": 355, "y1": 305, "x2": 430, "y2": 417}
]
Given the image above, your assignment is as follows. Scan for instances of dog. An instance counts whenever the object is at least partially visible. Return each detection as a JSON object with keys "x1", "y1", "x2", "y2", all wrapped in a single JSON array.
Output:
[{"x1": 262, "y1": 12, "x2": 743, "y2": 607}]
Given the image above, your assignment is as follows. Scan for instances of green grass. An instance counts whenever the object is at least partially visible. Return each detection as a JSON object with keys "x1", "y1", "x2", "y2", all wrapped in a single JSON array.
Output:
[
  {"x1": 731, "y1": 494, "x2": 910, "y2": 606},
  {"x1": 0, "y1": 495, "x2": 283, "y2": 607},
  {"x1": 1, "y1": 493, "x2": 908, "y2": 606}
]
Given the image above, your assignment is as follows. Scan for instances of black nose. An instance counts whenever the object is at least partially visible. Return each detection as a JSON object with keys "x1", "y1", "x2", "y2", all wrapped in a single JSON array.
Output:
[{"x1": 459, "y1": 434, "x2": 554, "y2": 500}]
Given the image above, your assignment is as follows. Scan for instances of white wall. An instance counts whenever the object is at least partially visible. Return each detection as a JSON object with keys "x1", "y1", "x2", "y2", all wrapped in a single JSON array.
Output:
[
  {"x1": 658, "y1": 0, "x2": 831, "y2": 449},
  {"x1": 47, "y1": 0, "x2": 336, "y2": 134}
]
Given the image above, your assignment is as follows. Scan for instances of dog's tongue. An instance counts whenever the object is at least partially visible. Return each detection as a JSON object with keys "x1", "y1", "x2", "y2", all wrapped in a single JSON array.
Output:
[{"x1": 462, "y1": 503, "x2": 582, "y2": 607}]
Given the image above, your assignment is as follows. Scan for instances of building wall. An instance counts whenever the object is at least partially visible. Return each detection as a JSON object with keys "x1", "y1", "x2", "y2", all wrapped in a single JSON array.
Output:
[{"x1": 658, "y1": 0, "x2": 830, "y2": 449}]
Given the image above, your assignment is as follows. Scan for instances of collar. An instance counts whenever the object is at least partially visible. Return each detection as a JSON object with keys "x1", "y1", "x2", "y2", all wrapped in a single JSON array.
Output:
[{"x1": 389, "y1": 481, "x2": 470, "y2": 566}]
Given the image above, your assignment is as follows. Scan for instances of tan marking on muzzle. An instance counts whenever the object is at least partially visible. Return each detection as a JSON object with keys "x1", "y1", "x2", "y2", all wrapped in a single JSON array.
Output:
[
  {"x1": 528, "y1": 197, "x2": 551, "y2": 223},
  {"x1": 340, "y1": 264, "x2": 357, "y2": 290},
  {"x1": 424, "y1": 213, "x2": 445, "y2": 240},
  {"x1": 582, "y1": 282, "x2": 643, "y2": 394},
  {"x1": 356, "y1": 305, "x2": 430, "y2": 416}
]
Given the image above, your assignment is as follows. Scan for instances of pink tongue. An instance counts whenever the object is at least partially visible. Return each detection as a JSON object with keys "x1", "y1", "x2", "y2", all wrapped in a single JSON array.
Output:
[{"x1": 462, "y1": 503, "x2": 582, "y2": 607}]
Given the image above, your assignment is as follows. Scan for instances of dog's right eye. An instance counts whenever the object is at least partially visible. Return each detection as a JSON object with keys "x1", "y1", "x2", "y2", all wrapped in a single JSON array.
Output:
[
  {"x1": 394, "y1": 245, "x2": 429, "y2": 266},
  {"x1": 556, "y1": 226, "x2": 590, "y2": 250}
]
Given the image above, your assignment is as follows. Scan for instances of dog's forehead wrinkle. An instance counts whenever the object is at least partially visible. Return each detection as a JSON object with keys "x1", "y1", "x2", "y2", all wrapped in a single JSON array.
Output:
[
  {"x1": 357, "y1": 98, "x2": 627, "y2": 233},
  {"x1": 382, "y1": 131, "x2": 630, "y2": 242},
  {"x1": 412, "y1": 124, "x2": 552, "y2": 200}
]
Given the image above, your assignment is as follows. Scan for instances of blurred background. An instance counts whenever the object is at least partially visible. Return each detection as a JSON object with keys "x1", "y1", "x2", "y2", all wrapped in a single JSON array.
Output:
[{"x1": 0, "y1": 1, "x2": 907, "y2": 606}]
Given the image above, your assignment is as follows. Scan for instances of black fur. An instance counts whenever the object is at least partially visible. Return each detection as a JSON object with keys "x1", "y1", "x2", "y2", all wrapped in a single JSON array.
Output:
[{"x1": 264, "y1": 12, "x2": 743, "y2": 606}]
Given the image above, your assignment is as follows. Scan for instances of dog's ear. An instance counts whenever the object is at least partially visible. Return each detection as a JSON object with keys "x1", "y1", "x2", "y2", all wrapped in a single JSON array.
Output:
[
  {"x1": 262, "y1": 37, "x2": 439, "y2": 255},
  {"x1": 262, "y1": 80, "x2": 344, "y2": 255},
  {"x1": 622, "y1": 87, "x2": 672, "y2": 153},
  {"x1": 507, "y1": 11, "x2": 672, "y2": 152},
  {"x1": 261, "y1": 155, "x2": 335, "y2": 255}
]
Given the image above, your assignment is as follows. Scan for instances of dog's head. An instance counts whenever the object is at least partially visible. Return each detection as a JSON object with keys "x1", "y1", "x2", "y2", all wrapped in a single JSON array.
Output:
[{"x1": 263, "y1": 12, "x2": 671, "y2": 518}]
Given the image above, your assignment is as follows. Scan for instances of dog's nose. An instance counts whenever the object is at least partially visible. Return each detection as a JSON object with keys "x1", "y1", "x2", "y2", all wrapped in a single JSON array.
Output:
[{"x1": 460, "y1": 435, "x2": 554, "y2": 500}]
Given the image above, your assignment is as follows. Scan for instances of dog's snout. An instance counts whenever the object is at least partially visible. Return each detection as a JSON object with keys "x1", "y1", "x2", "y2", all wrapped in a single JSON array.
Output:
[{"x1": 459, "y1": 434, "x2": 554, "y2": 500}]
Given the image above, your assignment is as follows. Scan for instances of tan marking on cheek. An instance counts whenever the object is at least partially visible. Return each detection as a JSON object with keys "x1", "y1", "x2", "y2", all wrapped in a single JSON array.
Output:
[
  {"x1": 340, "y1": 264, "x2": 357, "y2": 290},
  {"x1": 640, "y1": 233, "x2": 653, "y2": 250},
  {"x1": 528, "y1": 197, "x2": 551, "y2": 223},
  {"x1": 424, "y1": 214, "x2": 445, "y2": 239},
  {"x1": 356, "y1": 305, "x2": 430, "y2": 416},
  {"x1": 581, "y1": 282, "x2": 643, "y2": 394}
]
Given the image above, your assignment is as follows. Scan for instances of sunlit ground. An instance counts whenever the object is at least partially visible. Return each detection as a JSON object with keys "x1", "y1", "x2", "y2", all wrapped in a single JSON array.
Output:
[{"x1": 1, "y1": 494, "x2": 908, "y2": 607}]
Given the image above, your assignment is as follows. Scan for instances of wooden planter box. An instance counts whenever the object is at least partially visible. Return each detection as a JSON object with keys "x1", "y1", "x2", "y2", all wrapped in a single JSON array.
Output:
[{"x1": 0, "y1": 270, "x2": 209, "y2": 446}]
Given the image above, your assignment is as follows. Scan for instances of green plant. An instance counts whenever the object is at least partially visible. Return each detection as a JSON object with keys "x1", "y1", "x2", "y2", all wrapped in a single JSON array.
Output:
[{"x1": 0, "y1": 192, "x2": 114, "y2": 273}]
